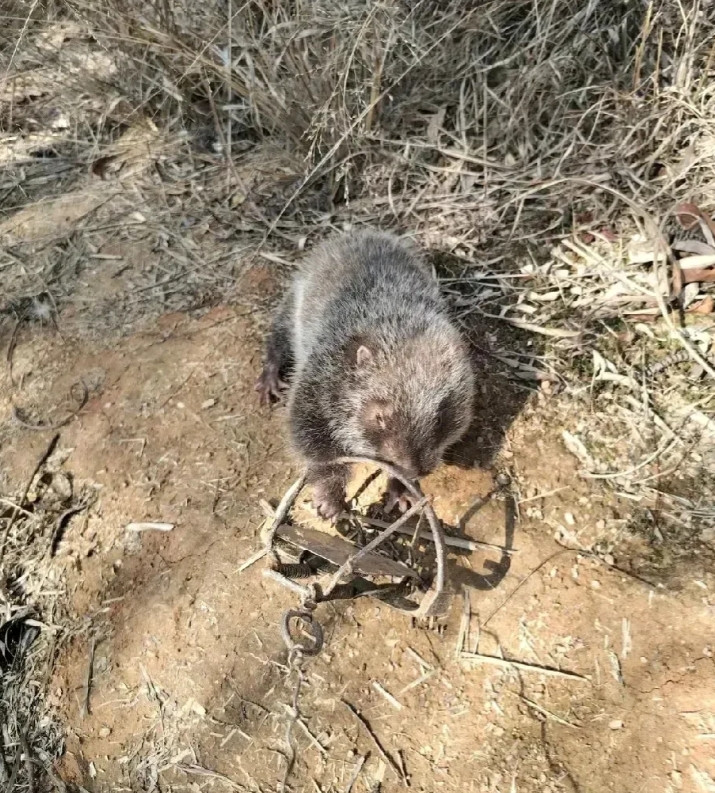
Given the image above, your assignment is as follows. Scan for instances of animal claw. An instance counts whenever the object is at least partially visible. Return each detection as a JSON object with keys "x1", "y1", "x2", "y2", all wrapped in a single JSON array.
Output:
[
  {"x1": 314, "y1": 495, "x2": 344, "y2": 524},
  {"x1": 255, "y1": 364, "x2": 287, "y2": 406},
  {"x1": 383, "y1": 478, "x2": 419, "y2": 514},
  {"x1": 312, "y1": 480, "x2": 345, "y2": 524}
]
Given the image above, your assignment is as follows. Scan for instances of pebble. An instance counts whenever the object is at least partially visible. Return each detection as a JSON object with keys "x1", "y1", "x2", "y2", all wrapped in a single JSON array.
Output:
[{"x1": 609, "y1": 719, "x2": 624, "y2": 730}]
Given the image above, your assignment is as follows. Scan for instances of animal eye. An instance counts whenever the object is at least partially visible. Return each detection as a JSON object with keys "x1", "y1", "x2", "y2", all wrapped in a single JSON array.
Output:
[{"x1": 435, "y1": 412, "x2": 450, "y2": 434}]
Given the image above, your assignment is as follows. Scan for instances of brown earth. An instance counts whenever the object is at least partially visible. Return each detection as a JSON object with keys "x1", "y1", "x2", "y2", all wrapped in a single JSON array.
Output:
[{"x1": 1, "y1": 265, "x2": 713, "y2": 793}]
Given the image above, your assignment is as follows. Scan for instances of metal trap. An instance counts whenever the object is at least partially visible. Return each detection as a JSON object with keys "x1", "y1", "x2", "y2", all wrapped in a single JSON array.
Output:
[
  {"x1": 262, "y1": 456, "x2": 452, "y2": 621},
  {"x1": 255, "y1": 458, "x2": 506, "y2": 791},
  {"x1": 270, "y1": 522, "x2": 422, "y2": 613}
]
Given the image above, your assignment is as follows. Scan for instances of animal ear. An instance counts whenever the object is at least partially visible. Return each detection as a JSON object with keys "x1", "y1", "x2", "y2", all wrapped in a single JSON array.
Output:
[
  {"x1": 346, "y1": 335, "x2": 374, "y2": 367},
  {"x1": 356, "y1": 345, "x2": 373, "y2": 366}
]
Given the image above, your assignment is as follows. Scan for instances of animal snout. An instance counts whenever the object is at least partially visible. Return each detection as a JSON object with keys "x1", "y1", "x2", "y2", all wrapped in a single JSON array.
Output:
[{"x1": 392, "y1": 454, "x2": 430, "y2": 480}]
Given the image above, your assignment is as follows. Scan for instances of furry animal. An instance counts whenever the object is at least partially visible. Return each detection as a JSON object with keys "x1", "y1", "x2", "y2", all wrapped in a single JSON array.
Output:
[{"x1": 256, "y1": 229, "x2": 474, "y2": 520}]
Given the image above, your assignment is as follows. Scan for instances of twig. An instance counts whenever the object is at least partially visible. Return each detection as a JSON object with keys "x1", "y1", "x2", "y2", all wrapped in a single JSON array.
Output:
[
  {"x1": 6, "y1": 744, "x2": 21, "y2": 793},
  {"x1": 81, "y1": 637, "x2": 96, "y2": 718},
  {"x1": 125, "y1": 522, "x2": 175, "y2": 533},
  {"x1": 237, "y1": 546, "x2": 269, "y2": 573},
  {"x1": 0, "y1": 497, "x2": 34, "y2": 519},
  {"x1": 0, "y1": 730, "x2": 9, "y2": 784},
  {"x1": 342, "y1": 700, "x2": 407, "y2": 785},
  {"x1": 0, "y1": 433, "x2": 59, "y2": 565},
  {"x1": 456, "y1": 587, "x2": 471, "y2": 657},
  {"x1": 19, "y1": 732, "x2": 34, "y2": 793},
  {"x1": 460, "y1": 652, "x2": 588, "y2": 682},
  {"x1": 6, "y1": 317, "x2": 22, "y2": 385},
  {"x1": 509, "y1": 691, "x2": 582, "y2": 728},
  {"x1": 405, "y1": 647, "x2": 432, "y2": 672},
  {"x1": 178, "y1": 764, "x2": 246, "y2": 791},
  {"x1": 372, "y1": 681, "x2": 403, "y2": 711},
  {"x1": 225, "y1": 0, "x2": 233, "y2": 166},
  {"x1": 292, "y1": 713, "x2": 328, "y2": 757},
  {"x1": 344, "y1": 755, "x2": 367, "y2": 793}
]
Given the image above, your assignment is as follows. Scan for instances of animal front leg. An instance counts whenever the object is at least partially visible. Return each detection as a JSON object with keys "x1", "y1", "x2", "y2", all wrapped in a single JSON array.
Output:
[
  {"x1": 308, "y1": 463, "x2": 349, "y2": 523},
  {"x1": 255, "y1": 291, "x2": 294, "y2": 405}
]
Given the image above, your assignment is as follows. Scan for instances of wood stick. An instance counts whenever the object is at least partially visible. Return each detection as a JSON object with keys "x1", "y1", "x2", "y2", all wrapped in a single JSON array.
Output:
[
  {"x1": 344, "y1": 755, "x2": 367, "y2": 793},
  {"x1": 262, "y1": 474, "x2": 306, "y2": 549},
  {"x1": 460, "y1": 652, "x2": 589, "y2": 682},
  {"x1": 0, "y1": 433, "x2": 59, "y2": 564},
  {"x1": 372, "y1": 681, "x2": 403, "y2": 711},
  {"x1": 342, "y1": 700, "x2": 406, "y2": 784}
]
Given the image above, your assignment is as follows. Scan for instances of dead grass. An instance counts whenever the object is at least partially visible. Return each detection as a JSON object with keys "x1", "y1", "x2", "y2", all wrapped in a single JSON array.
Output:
[{"x1": 1, "y1": 0, "x2": 715, "y2": 789}]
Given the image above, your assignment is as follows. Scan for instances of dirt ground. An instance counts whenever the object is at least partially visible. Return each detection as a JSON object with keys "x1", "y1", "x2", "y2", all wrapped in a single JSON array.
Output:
[
  {"x1": 1, "y1": 264, "x2": 713, "y2": 793},
  {"x1": 3, "y1": 4, "x2": 715, "y2": 792}
]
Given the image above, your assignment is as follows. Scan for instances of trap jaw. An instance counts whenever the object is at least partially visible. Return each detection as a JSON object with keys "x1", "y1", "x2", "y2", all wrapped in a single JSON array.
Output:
[{"x1": 262, "y1": 457, "x2": 452, "y2": 619}]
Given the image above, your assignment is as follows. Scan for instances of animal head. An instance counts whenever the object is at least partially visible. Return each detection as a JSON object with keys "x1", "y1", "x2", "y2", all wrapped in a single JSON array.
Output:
[{"x1": 337, "y1": 326, "x2": 474, "y2": 479}]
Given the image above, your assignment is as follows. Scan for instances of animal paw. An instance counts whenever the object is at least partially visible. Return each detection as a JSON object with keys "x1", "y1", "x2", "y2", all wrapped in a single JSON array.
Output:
[
  {"x1": 383, "y1": 477, "x2": 419, "y2": 514},
  {"x1": 312, "y1": 484, "x2": 345, "y2": 524},
  {"x1": 254, "y1": 362, "x2": 288, "y2": 406}
]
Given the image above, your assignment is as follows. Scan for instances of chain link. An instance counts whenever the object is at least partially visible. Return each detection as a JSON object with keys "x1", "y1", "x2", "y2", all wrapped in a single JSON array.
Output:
[{"x1": 279, "y1": 588, "x2": 324, "y2": 791}]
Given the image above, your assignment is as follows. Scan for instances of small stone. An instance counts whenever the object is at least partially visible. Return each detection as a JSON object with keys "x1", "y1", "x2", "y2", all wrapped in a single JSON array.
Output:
[
  {"x1": 99, "y1": 727, "x2": 111, "y2": 738},
  {"x1": 565, "y1": 512, "x2": 575, "y2": 526},
  {"x1": 201, "y1": 398, "x2": 216, "y2": 410},
  {"x1": 609, "y1": 719, "x2": 624, "y2": 730}
]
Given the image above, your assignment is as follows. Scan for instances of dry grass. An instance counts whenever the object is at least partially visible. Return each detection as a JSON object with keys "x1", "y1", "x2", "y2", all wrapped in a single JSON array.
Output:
[{"x1": 1, "y1": 0, "x2": 715, "y2": 788}]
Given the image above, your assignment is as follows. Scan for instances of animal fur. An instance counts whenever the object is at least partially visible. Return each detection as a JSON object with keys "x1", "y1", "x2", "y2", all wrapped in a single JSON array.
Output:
[{"x1": 256, "y1": 229, "x2": 474, "y2": 520}]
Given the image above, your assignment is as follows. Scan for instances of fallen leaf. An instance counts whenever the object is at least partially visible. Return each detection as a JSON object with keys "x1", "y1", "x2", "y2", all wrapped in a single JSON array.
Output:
[
  {"x1": 678, "y1": 253, "x2": 715, "y2": 270},
  {"x1": 597, "y1": 226, "x2": 618, "y2": 242},
  {"x1": 674, "y1": 201, "x2": 702, "y2": 230},
  {"x1": 681, "y1": 268, "x2": 715, "y2": 284},
  {"x1": 673, "y1": 201, "x2": 715, "y2": 243},
  {"x1": 672, "y1": 239, "x2": 715, "y2": 256},
  {"x1": 688, "y1": 295, "x2": 715, "y2": 314}
]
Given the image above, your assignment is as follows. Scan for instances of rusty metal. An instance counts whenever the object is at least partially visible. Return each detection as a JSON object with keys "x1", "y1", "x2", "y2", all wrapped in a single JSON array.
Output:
[
  {"x1": 275, "y1": 523, "x2": 419, "y2": 581},
  {"x1": 281, "y1": 608, "x2": 324, "y2": 658}
]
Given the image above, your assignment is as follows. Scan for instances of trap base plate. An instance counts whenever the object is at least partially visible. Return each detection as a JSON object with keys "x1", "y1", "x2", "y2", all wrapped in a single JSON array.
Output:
[{"x1": 276, "y1": 523, "x2": 418, "y2": 580}]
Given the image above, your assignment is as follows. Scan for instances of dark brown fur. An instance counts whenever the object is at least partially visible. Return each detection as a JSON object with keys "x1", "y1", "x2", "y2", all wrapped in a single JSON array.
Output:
[{"x1": 257, "y1": 229, "x2": 474, "y2": 520}]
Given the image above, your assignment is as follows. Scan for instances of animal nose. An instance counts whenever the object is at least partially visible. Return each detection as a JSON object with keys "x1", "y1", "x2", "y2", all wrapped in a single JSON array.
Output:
[{"x1": 394, "y1": 455, "x2": 426, "y2": 480}]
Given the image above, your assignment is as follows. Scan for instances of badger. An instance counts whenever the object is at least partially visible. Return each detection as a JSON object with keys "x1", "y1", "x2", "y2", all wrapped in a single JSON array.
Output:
[{"x1": 256, "y1": 229, "x2": 474, "y2": 520}]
